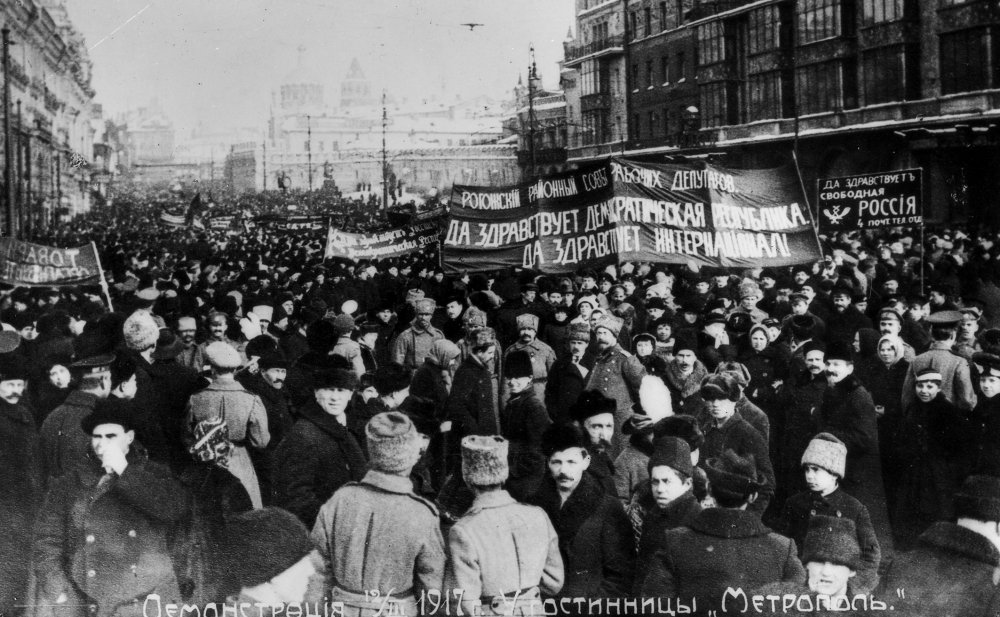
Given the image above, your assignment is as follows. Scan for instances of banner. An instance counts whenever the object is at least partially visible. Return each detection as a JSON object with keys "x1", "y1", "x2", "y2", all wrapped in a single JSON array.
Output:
[
  {"x1": 0, "y1": 238, "x2": 102, "y2": 286},
  {"x1": 413, "y1": 205, "x2": 448, "y2": 222},
  {"x1": 443, "y1": 158, "x2": 821, "y2": 273},
  {"x1": 159, "y1": 210, "x2": 187, "y2": 228},
  {"x1": 325, "y1": 222, "x2": 440, "y2": 261},
  {"x1": 817, "y1": 169, "x2": 922, "y2": 231},
  {"x1": 208, "y1": 215, "x2": 235, "y2": 230},
  {"x1": 255, "y1": 215, "x2": 328, "y2": 232}
]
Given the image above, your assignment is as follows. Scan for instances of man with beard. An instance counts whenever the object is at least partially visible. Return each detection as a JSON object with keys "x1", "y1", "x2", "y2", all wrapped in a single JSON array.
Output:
[
  {"x1": 664, "y1": 333, "x2": 708, "y2": 415},
  {"x1": 774, "y1": 342, "x2": 829, "y2": 507},
  {"x1": 527, "y1": 423, "x2": 634, "y2": 599},
  {"x1": 0, "y1": 352, "x2": 40, "y2": 616},
  {"x1": 238, "y1": 350, "x2": 294, "y2": 505},
  {"x1": 585, "y1": 313, "x2": 646, "y2": 457},
  {"x1": 391, "y1": 298, "x2": 445, "y2": 372},
  {"x1": 825, "y1": 283, "x2": 873, "y2": 347},
  {"x1": 546, "y1": 322, "x2": 591, "y2": 425},
  {"x1": 273, "y1": 368, "x2": 367, "y2": 528},
  {"x1": 698, "y1": 373, "x2": 775, "y2": 515},
  {"x1": 501, "y1": 313, "x2": 556, "y2": 404},
  {"x1": 571, "y1": 390, "x2": 619, "y2": 496},
  {"x1": 175, "y1": 316, "x2": 205, "y2": 372},
  {"x1": 817, "y1": 341, "x2": 894, "y2": 576},
  {"x1": 902, "y1": 310, "x2": 976, "y2": 412},
  {"x1": 499, "y1": 350, "x2": 552, "y2": 501}
]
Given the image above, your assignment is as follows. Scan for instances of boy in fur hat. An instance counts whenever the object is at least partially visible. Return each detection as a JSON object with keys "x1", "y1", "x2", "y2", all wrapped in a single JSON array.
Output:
[
  {"x1": 444, "y1": 436, "x2": 563, "y2": 615},
  {"x1": 777, "y1": 433, "x2": 881, "y2": 593}
]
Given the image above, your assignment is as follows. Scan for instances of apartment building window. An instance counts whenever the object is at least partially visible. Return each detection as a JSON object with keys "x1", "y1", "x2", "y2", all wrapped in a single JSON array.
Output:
[
  {"x1": 748, "y1": 5, "x2": 781, "y2": 54},
  {"x1": 648, "y1": 111, "x2": 657, "y2": 137},
  {"x1": 677, "y1": 52, "x2": 687, "y2": 79},
  {"x1": 660, "y1": 2, "x2": 668, "y2": 31},
  {"x1": 701, "y1": 82, "x2": 728, "y2": 127},
  {"x1": 798, "y1": 0, "x2": 842, "y2": 44},
  {"x1": 644, "y1": 7, "x2": 652, "y2": 36},
  {"x1": 748, "y1": 72, "x2": 783, "y2": 121},
  {"x1": 632, "y1": 63, "x2": 640, "y2": 89},
  {"x1": 661, "y1": 56, "x2": 670, "y2": 83},
  {"x1": 796, "y1": 61, "x2": 842, "y2": 113},
  {"x1": 646, "y1": 60, "x2": 654, "y2": 87},
  {"x1": 861, "y1": 0, "x2": 904, "y2": 25},
  {"x1": 663, "y1": 106, "x2": 672, "y2": 136},
  {"x1": 862, "y1": 46, "x2": 905, "y2": 103},
  {"x1": 677, "y1": 0, "x2": 685, "y2": 27},
  {"x1": 581, "y1": 60, "x2": 599, "y2": 95},
  {"x1": 940, "y1": 28, "x2": 992, "y2": 94},
  {"x1": 631, "y1": 12, "x2": 639, "y2": 38},
  {"x1": 698, "y1": 21, "x2": 726, "y2": 65},
  {"x1": 632, "y1": 114, "x2": 641, "y2": 140}
]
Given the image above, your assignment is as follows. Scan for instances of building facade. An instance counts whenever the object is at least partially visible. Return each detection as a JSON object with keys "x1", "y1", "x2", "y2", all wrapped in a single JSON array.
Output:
[{"x1": 1, "y1": 0, "x2": 99, "y2": 235}]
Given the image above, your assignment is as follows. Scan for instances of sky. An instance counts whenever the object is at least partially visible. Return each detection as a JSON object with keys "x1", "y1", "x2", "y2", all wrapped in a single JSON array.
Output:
[{"x1": 63, "y1": 0, "x2": 575, "y2": 139}]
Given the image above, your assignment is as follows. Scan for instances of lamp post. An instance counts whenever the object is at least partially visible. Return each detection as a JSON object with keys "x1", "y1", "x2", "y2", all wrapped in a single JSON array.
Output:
[
  {"x1": 2, "y1": 27, "x2": 15, "y2": 237},
  {"x1": 381, "y1": 92, "x2": 388, "y2": 210},
  {"x1": 307, "y1": 114, "x2": 313, "y2": 191}
]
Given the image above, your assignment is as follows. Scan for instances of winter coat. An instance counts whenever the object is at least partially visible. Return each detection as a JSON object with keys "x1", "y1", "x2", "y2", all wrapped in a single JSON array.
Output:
[
  {"x1": 902, "y1": 342, "x2": 976, "y2": 412},
  {"x1": 501, "y1": 339, "x2": 556, "y2": 405},
  {"x1": 739, "y1": 345, "x2": 789, "y2": 412},
  {"x1": 969, "y1": 394, "x2": 1000, "y2": 478},
  {"x1": 640, "y1": 508, "x2": 805, "y2": 614},
  {"x1": 587, "y1": 447, "x2": 619, "y2": 498},
  {"x1": 585, "y1": 345, "x2": 646, "y2": 457},
  {"x1": 331, "y1": 335, "x2": 366, "y2": 378},
  {"x1": 883, "y1": 522, "x2": 1000, "y2": 616},
  {"x1": 32, "y1": 448, "x2": 190, "y2": 617},
  {"x1": 39, "y1": 390, "x2": 101, "y2": 483},
  {"x1": 825, "y1": 306, "x2": 873, "y2": 347},
  {"x1": 633, "y1": 489, "x2": 702, "y2": 594},
  {"x1": 663, "y1": 360, "x2": 708, "y2": 415},
  {"x1": 544, "y1": 358, "x2": 588, "y2": 425},
  {"x1": 774, "y1": 372, "x2": 827, "y2": 499},
  {"x1": 527, "y1": 474, "x2": 635, "y2": 598},
  {"x1": 272, "y1": 401, "x2": 367, "y2": 528},
  {"x1": 701, "y1": 413, "x2": 776, "y2": 515},
  {"x1": 445, "y1": 356, "x2": 499, "y2": 466},
  {"x1": 0, "y1": 398, "x2": 41, "y2": 615},
  {"x1": 691, "y1": 395, "x2": 770, "y2": 445},
  {"x1": 131, "y1": 352, "x2": 204, "y2": 469},
  {"x1": 185, "y1": 377, "x2": 270, "y2": 509},
  {"x1": 500, "y1": 390, "x2": 551, "y2": 501},
  {"x1": 778, "y1": 488, "x2": 881, "y2": 594},
  {"x1": 311, "y1": 470, "x2": 445, "y2": 599},
  {"x1": 613, "y1": 436, "x2": 652, "y2": 504},
  {"x1": 817, "y1": 375, "x2": 894, "y2": 565},
  {"x1": 390, "y1": 321, "x2": 445, "y2": 371},
  {"x1": 444, "y1": 490, "x2": 564, "y2": 606}
]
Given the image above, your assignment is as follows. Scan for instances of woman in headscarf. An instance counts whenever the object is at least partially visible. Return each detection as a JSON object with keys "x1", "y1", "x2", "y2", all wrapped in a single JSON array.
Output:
[
  {"x1": 867, "y1": 334, "x2": 910, "y2": 520},
  {"x1": 409, "y1": 338, "x2": 461, "y2": 489},
  {"x1": 739, "y1": 324, "x2": 789, "y2": 418}
]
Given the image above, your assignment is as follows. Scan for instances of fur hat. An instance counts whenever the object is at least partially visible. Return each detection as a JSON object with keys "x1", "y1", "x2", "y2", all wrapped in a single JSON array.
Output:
[
  {"x1": 222, "y1": 507, "x2": 314, "y2": 588},
  {"x1": 700, "y1": 373, "x2": 740, "y2": 402},
  {"x1": 314, "y1": 368, "x2": 358, "y2": 391},
  {"x1": 258, "y1": 350, "x2": 288, "y2": 371},
  {"x1": 715, "y1": 361, "x2": 751, "y2": 388},
  {"x1": 954, "y1": 475, "x2": 1000, "y2": 522},
  {"x1": 802, "y1": 432, "x2": 847, "y2": 478},
  {"x1": 738, "y1": 281, "x2": 761, "y2": 300},
  {"x1": 176, "y1": 316, "x2": 197, "y2": 332},
  {"x1": 567, "y1": 322, "x2": 591, "y2": 343},
  {"x1": 306, "y1": 319, "x2": 338, "y2": 354},
  {"x1": 0, "y1": 352, "x2": 28, "y2": 382},
  {"x1": 332, "y1": 313, "x2": 356, "y2": 337},
  {"x1": 467, "y1": 326, "x2": 496, "y2": 349},
  {"x1": 415, "y1": 298, "x2": 436, "y2": 314},
  {"x1": 123, "y1": 310, "x2": 160, "y2": 351},
  {"x1": 205, "y1": 341, "x2": 242, "y2": 370},
  {"x1": 516, "y1": 313, "x2": 539, "y2": 331},
  {"x1": 704, "y1": 449, "x2": 761, "y2": 499},
  {"x1": 504, "y1": 349, "x2": 534, "y2": 379},
  {"x1": 638, "y1": 375, "x2": 673, "y2": 423},
  {"x1": 244, "y1": 334, "x2": 277, "y2": 359},
  {"x1": 366, "y1": 411, "x2": 425, "y2": 475},
  {"x1": 81, "y1": 397, "x2": 135, "y2": 434},
  {"x1": 653, "y1": 414, "x2": 704, "y2": 452},
  {"x1": 593, "y1": 313, "x2": 623, "y2": 337},
  {"x1": 826, "y1": 340, "x2": 853, "y2": 363},
  {"x1": 461, "y1": 435, "x2": 509, "y2": 486},
  {"x1": 541, "y1": 422, "x2": 589, "y2": 458},
  {"x1": 570, "y1": 389, "x2": 617, "y2": 423},
  {"x1": 647, "y1": 436, "x2": 693, "y2": 477},
  {"x1": 790, "y1": 315, "x2": 816, "y2": 340},
  {"x1": 373, "y1": 362, "x2": 412, "y2": 396},
  {"x1": 462, "y1": 306, "x2": 488, "y2": 328},
  {"x1": 801, "y1": 515, "x2": 861, "y2": 570},
  {"x1": 673, "y1": 331, "x2": 698, "y2": 355}
]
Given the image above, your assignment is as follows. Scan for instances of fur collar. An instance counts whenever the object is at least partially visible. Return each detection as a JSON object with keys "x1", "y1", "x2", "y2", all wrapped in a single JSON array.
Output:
[{"x1": 687, "y1": 506, "x2": 772, "y2": 538}]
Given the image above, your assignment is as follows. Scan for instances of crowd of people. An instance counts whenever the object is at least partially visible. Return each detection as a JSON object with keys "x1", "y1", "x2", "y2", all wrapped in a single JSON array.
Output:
[{"x1": 3, "y1": 191, "x2": 1000, "y2": 616}]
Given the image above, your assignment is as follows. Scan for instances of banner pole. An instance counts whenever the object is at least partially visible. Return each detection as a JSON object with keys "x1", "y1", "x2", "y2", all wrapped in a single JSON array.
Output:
[
  {"x1": 792, "y1": 150, "x2": 815, "y2": 225},
  {"x1": 91, "y1": 241, "x2": 114, "y2": 313}
]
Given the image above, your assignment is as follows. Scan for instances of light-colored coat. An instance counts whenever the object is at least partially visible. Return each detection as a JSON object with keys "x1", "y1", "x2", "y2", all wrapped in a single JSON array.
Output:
[{"x1": 902, "y1": 341, "x2": 976, "y2": 411}]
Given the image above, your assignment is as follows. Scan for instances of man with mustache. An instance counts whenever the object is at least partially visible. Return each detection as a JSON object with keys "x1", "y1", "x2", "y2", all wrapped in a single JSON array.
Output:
[
  {"x1": 775, "y1": 341, "x2": 829, "y2": 505},
  {"x1": 501, "y1": 313, "x2": 555, "y2": 405},
  {"x1": 664, "y1": 332, "x2": 708, "y2": 415},
  {"x1": 585, "y1": 313, "x2": 646, "y2": 457},
  {"x1": 571, "y1": 389, "x2": 619, "y2": 497},
  {"x1": 175, "y1": 316, "x2": 205, "y2": 372},
  {"x1": 527, "y1": 423, "x2": 634, "y2": 599},
  {"x1": 238, "y1": 350, "x2": 294, "y2": 506}
]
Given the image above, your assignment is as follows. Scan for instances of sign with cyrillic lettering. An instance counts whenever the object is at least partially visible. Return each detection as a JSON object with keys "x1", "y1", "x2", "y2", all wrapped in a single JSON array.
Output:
[
  {"x1": 0, "y1": 238, "x2": 102, "y2": 286},
  {"x1": 817, "y1": 169, "x2": 922, "y2": 230},
  {"x1": 325, "y1": 222, "x2": 440, "y2": 261}
]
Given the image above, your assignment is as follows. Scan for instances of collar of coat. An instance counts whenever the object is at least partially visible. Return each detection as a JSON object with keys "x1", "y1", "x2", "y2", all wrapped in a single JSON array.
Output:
[
  {"x1": 300, "y1": 401, "x2": 351, "y2": 439},
  {"x1": 645, "y1": 488, "x2": 701, "y2": 523},
  {"x1": 535, "y1": 472, "x2": 605, "y2": 527},
  {"x1": 665, "y1": 360, "x2": 708, "y2": 396},
  {"x1": 0, "y1": 398, "x2": 33, "y2": 426},
  {"x1": 826, "y1": 374, "x2": 864, "y2": 395},
  {"x1": 79, "y1": 442, "x2": 151, "y2": 486},
  {"x1": 361, "y1": 469, "x2": 415, "y2": 495},
  {"x1": 466, "y1": 489, "x2": 517, "y2": 515},
  {"x1": 687, "y1": 506, "x2": 772, "y2": 538},
  {"x1": 918, "y1": 521, "x2": 1000, "y2": 566}
]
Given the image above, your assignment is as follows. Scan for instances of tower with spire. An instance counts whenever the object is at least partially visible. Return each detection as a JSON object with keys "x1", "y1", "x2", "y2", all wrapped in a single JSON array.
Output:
[{"x1": 340, "y1": 58, "x2": 375, "y2": 108}]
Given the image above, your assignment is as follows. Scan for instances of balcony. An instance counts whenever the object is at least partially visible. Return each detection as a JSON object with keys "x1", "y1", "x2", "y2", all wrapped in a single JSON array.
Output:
[
  {"x1": 564, "y1": 34, "x2": 625, "y2": 67},
  {"x1": 581, "y1": 92, "x2": 614, "y2": 113}
]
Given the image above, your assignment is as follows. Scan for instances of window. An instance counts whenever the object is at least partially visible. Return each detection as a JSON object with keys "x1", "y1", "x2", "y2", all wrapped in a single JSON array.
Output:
[
  {"x1": 701, "y1": 82, "x2": 728, "y2": 128},
  {"x1": 862, "y1": 46, "x2": 905, "y2": 103},
  {"x1": 632, "y1": 114, "x2": 641, "y2": 140},
  {"x1": 647, "y1": 112, "x2": 656, "y2": 138},
  {"x1": 796, "y1": 62, "x2": 843, "y2": 114},
  {"x1": 677, "y1": 52, "x2": 687, "y2": 79},
  {"x1": 798, "y1": 0, "x2": 842, "y2": 44},
  {"x1": 677, "y1": 0, "x2": 685, "y2": 27},
  {"x1": 661, "y1": 55, "x2": 670, "y2": 83},
  {"x1": 940, "y1": 28, "x2": 992, "y2": 94},
  {"x1": 660, "y1": 2, "x2": 668, "y2": 31},
  {"x1": 748, "y1": 5, "x2": 781, "y2": 55},
  {"x1": 581, "y1": 60, "x2": 599, "y2": 95},
  {"x1": 748, "y1": 72, "x2": 783, "y2": 121},
  {"x1": 861, "y1": 0, "x2": 904, "y2": 26},
  {"x1": 631, "y1": 12, "x2": 639, "y2": 38},
  {"x1": 646, "y1": 60, "x2": 654, "y2": 87},
  {"x1": 632, "y1": 63, "x2": 640, "y2": 89},
  {"x1": 663, "y1": 106, "x2": 672, "y2": 136},
  {"x1": 698, "y1": 22, "x2": 726, "y2": 65},
  {"x1": 644, "y1": 7, "x2": 652, "y2": 36}
]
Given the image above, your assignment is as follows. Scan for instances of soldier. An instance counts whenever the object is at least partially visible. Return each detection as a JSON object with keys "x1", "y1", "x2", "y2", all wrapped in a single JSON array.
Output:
[
  {"x1": 445, "y1": 436, "x2": 563, "y2": 616},
  {"x1": 584, "y1": 313, "x2": 646, "y2": 457},
  {"x1": 311, "y1": 412, "x2": 445, "y2": 616},
  {"x1": 391, "y1": 298, "x2": 445, "y2": 372},
  {"x1": 33, "y1": 403, "x2": 190, "y2": 617},
  {"x1": 501, "y1": 313, "x2": 556, "y2": 404}
]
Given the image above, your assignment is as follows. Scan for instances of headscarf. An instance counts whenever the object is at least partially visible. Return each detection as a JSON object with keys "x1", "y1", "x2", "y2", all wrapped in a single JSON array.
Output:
[{"x1": 877, "y1": 334, "x2": 905, "y2": 367}]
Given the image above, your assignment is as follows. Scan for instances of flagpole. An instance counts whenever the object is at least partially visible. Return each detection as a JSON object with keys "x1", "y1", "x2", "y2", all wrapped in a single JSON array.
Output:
[{"x1": 91, "y1": 241, "x2": 114, "y2": 312}]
